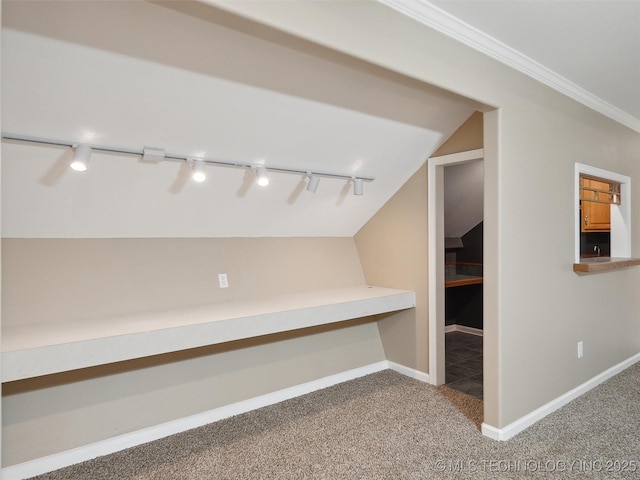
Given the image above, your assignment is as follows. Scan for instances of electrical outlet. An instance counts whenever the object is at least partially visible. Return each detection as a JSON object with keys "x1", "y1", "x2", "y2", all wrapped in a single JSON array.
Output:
[
  {"x1": 577, "y1": 341, "x2": 583, "y2": 359},
  {"x1": 218, "y1": 273, "x2": 229, "y2": 289}
]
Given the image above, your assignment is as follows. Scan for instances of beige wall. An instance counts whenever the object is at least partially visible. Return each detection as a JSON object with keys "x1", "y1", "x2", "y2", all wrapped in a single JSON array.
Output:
[
  {"x1": 354, "y1": 113, "x2": 483, "y2": 374},
  {"x1": 1, "y1": 237, "x2": 386, "y2": 465},
  {"x1": 495, "y1": 101, "x2": 640, "y2": 424},
  {"x1": 3, "y1": 319, "x2": 384, "y2": 465},
  {"x1": 433, "y1": 111, "x2": 484, "y2": 157},
  {"x1": 212, "y1": 0, "x2": 640, "y2": 430},
  {"x1": 354, "y1": 164, "x2": 429, "y2": 372},
  {"x1": 2, "y1": 237, "x2": 365, "y2": 326}
]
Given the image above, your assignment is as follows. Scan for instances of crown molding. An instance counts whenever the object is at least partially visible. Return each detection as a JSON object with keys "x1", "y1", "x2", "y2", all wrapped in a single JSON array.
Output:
[{"x1": 380, "y1": 0, "x2": 640, "y2": 133}]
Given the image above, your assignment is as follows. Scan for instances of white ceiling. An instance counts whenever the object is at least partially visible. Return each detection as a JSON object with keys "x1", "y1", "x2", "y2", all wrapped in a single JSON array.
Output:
[
  {"x1": 385, "y1": 0, "x2": 640, "y2": 132},
  {"x1": 1, "y1": 0, "x2": 476, "y2": 238},
  {"x1": 8, "y1": 1, "x2": 633, "y2": 239}
]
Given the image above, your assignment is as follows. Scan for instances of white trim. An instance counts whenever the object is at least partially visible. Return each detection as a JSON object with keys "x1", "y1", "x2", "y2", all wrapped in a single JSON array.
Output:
[
  {"x1": 1, "y1": 362, "x2": 389, "y2": 480},
  {"x1": 445, "y1": 324, "x2": 483, "y2": 337},
  {"x1": 387, "y1": 360, "x2": 430, "y2": 383},
  {"x1": 574, "y1": 163, "x2": 631, "y2": 263},
  {"x1": 9, "y1": 355, "x2": 636, "y2": 475},
  {"x1": 430, "y1": 149, "x2": 484, "y2": 165},
  {"x1": 379, "y1": 0, "x2": 640, "y2": 133},
  {"x1": 428, "y1": 149, "x2": 484, "y2": 386},
  {"x1": 481, "y1": 353, "x2": 640, "y2": 441},
  {"x1": 480, "y1": 422, "x2": 503, "y2": 441}
]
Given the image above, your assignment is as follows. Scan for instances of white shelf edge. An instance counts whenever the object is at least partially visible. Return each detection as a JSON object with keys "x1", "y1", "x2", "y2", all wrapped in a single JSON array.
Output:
[{"x1": 2, "y1": 286, "x2": 415, "y2": 382}]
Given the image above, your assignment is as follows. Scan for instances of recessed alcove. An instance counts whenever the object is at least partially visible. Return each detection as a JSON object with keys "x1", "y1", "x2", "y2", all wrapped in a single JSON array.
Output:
[{"x1": 573, "y1": 164, "x2": 639, "y2": 273}]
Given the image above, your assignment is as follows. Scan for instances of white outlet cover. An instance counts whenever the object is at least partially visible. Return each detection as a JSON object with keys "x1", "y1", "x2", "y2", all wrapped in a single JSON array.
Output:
[{"x1": 218, "y1": 274, "x2": 229, "y2": 289}]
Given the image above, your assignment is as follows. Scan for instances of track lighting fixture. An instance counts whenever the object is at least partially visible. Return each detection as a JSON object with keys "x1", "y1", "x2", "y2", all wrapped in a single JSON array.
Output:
[
  {"x1": 353, "y1": 177, "x2": 364, "y2": 196},
  {"x1": 2, "y1": 133, "x2": 374, "y2": 194},
  {"x1": 142, "y1": 147, "x2": 165, "y2": 164},
  {"x1": 306, "y1": 173, "x2": 320, "y2": 193},
  {"x1": 70, "y1": 144, "x2": 92, "y2": 172},
  {"x1": 255, "y1": 166, "x2": 270, "y2": 187},
  {"x1": 190, "y1": 159, "x2": 206, "y2": 183}
]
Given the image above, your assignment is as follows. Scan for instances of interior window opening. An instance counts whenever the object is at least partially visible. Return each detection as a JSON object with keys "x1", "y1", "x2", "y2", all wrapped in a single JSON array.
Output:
[
  {"x1": 579, "y1": 174, "x2": 621, "y2": 259},
  {"x1": 574, "y1": 163, "x2": 632, "y2": 266}
]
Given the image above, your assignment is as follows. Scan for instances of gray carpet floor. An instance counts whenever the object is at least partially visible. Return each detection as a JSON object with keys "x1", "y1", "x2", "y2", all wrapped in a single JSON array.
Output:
[{"x1": 32, "y1": 363, "x2": 640, "y2": 479}]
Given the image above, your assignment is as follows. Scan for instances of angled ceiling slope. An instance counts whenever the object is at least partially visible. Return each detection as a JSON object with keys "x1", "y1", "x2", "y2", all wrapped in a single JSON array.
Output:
[
  {"x1": 1, "y1": 0, "x2": 477, "y2": 238},
  {"x1": 382, "y1": 0, "x2": 640, "y2": 132},
  {"x1": 444, "y1": 161, "x2": 484, "y2": 239}
]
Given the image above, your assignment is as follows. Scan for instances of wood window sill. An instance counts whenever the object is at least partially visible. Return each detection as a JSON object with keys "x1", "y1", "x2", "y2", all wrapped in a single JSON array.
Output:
[{"x1": 573, "y1": 257, "x2": 640, "y2": 273}]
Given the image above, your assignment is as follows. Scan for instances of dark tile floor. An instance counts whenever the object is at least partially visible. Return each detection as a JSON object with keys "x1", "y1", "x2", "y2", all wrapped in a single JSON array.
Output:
[{"x1": 445, "y1": 331, "x2": 483, "y2": 399}]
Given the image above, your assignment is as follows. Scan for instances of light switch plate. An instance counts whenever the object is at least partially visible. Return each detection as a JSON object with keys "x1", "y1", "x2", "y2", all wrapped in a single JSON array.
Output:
[{"x1": 218, "y1": 273, "x2": 229, "y2": 288}]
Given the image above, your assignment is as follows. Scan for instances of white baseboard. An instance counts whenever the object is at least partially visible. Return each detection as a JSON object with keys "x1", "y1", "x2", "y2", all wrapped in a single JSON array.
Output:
[
  {"x1": 10, "y1": 353, "x2": 635, "y2": 477},
  {"x1": 445, "y1": 324, "x2": 483, "y2": 336},
  {"x1": 482, "y1": 353, "x2": 640, "y2": 441},
  {"x1": 387, "y1": 360, "x2": 430, "y2": 383},
  {"x1": 2, "y1": 361, "x2": 389, "y2": 480}
]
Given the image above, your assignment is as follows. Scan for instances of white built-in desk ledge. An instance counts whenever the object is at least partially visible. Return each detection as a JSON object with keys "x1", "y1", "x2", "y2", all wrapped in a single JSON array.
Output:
[{"x1": 2, "y1": 286, "x2": 415, "y2": 382}]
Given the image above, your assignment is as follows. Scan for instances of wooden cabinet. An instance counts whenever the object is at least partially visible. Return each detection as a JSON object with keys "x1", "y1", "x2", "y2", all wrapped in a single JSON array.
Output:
[
  {"x1": 582, "y1": 201, "x2": 610, "y2": 231},
  {"x1": 581, "y1": 178, "x2": 611, "y2": 232}
]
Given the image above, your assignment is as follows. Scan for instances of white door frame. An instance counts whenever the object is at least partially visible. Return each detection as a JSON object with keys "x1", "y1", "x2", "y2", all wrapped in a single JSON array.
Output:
[{"x1": 427, "y1": 148, "x2": 484, "y2": 385}]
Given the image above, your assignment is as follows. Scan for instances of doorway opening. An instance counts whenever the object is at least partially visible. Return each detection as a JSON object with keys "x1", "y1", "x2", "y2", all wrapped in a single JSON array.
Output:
[
  {"x1": 444, "y1": 159, "x2": 484, "y2": 398},
  {"x1": 444, "y1": 204, "x2": 483, "y2": 398},
  {"x1": 428, "y1": 148, "x2": 484, "y2": 390}
]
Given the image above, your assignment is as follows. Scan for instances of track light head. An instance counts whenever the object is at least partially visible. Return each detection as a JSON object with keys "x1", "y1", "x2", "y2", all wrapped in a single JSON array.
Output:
[
  {"x1": 70, "y1": 144, "x2": 92, "y2": 172},
  {"x1": 190, "y1": 159, "x2": 206, "y2": 183},
  {"x1": 306, "y1": 173, "x2": 320, "y2": 193},
  {"x1": 142, "y1": 146, "x2": 165, "y2": 164},
  {"x1": 255, "y1": 166, "x2": 269, "y2": 187},
  {"x1": 353, "y1": 177, "x2": 364, "y2": 196}
]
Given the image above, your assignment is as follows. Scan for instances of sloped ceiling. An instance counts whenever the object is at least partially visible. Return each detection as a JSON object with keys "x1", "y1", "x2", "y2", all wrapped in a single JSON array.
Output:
[
  {"x1": 1, "y1": 0, "x2": 476, "y2": 238},
  {"x1": 444, "y1": 161, "x2": 483, "y2": 239}
]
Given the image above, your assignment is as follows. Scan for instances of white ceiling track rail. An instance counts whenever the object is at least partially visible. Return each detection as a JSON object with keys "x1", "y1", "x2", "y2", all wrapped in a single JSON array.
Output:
[{"x1": 2, "y1": 132, "x2": 374, "y2": 195}]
